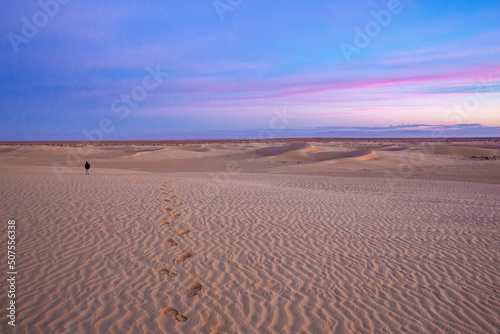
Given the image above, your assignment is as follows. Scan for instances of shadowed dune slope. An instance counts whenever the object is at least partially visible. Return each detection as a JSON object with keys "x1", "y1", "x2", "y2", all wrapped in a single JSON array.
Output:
[
  {"x1": 250, "y1": 142, "x2": 376, "y2": 162},
  {"x1": 252, "y1": 142, "x2": 312, "y2": 157}
]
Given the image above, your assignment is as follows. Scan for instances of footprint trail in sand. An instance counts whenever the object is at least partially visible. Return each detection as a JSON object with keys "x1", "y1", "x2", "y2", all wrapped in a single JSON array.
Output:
[{"x1": 157, "y1": 180, "x2": 200, "y2": 325}]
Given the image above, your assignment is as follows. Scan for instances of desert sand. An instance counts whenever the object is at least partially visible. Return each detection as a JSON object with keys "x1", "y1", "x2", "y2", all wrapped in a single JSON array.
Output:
[{"x1": 0, "y1": 139, "x2": 499, "y2": 333}]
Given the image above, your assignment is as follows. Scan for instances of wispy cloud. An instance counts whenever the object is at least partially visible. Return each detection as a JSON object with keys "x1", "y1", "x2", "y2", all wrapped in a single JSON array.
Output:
[
  {"x1": 301, "y1": 123, "x2": 500, "y2": 138},
  {"x1": 419, "y1": 82, "x2": 500, "y2": 94},
  {"x1": 121, "y1": 123, "x2": 500, "y2": 140}
]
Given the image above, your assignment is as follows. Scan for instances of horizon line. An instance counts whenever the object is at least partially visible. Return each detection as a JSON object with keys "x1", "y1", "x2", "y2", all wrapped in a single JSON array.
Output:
[{"x1": 2, "y1": 136, "x2": 499, "y2": 145}]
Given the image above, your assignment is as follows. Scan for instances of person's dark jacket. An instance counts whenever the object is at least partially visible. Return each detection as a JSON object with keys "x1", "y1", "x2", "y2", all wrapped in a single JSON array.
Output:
[{"x1": 85, "y1": 162, "x2": 90, "y2": 169}]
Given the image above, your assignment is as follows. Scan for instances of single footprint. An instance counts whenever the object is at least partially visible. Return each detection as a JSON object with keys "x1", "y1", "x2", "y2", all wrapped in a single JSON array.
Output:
[
  {"x1": 157, "y1": 268, "x2": 177, "y2": 277},
  {"x1": 162, "y1": 199, "x2": 170, "y2": 202},
  {"x1": 164, "y1": 207, "x2": 173, "y2": 212},
  {"x1": 164, "y1": 239, "x2": 179, "y2": 246},
  {"x1": 184, "y1": 282, "x2": 203, "y2": 297},
  {"x1": 170, "y1": 195, "x2": 177, "y2": 199},
  {"x1": 170, "y1": 213, "x2": 181, "y2": 219},
  {"x1": 160, "y1": 188, "x2": 166, "y2": 190},
  {"x1": 176, "y1": 252, "x2": 192, "y2": 262},
  {"x1": 176, "y1": 229, "x2": 191, "y2": 236},
  {"x1": 163, "y1": 307, "x2": 188, "y2": 322},
  {"x1": 209, "y1": 327, "x2": 228, "y2": 334},
  {"x1": 161, "y1": 221, "x2": 171, "y2": 226}
]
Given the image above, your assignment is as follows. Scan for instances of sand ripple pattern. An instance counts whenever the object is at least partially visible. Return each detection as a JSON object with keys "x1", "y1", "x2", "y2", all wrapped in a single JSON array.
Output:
[{"x1": 0, "y1": 172, "x2": 498, "y2": 333}]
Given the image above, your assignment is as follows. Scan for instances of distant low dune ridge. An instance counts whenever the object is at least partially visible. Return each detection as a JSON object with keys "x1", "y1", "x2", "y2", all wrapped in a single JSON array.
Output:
[{"x1": 253, "y1": 142, "x2": 312, "y2": 157}]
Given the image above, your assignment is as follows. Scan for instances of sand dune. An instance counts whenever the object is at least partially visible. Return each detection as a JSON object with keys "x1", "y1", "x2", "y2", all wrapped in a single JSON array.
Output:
[
  {"x1": 252, "y1": 142, "x2": 313, "y2": 157},
  {"x1": 179, "y1": 144, "x2": 211, "y2": 153},
  {"x1": 0, "y1": 139, "x2": 499, "y2": 333},
  {"x1": 251, "y1": 142, "x2": 377, "y2": 163},
  {"x1": 0, "y1": 146, "x2": 19, "y2": 153},
  {"x1": 376, "y1": 145, "x2": 409, "y2": 151},
  {"x1": 2, "y1": 140, "x2": 500, "y2": 182},
  {"x1": 310, "y1": 148, "x2": 376, "y2": 161},
  {"x1": 426, "y1": 145, "x2": 500, "y2": 158}
]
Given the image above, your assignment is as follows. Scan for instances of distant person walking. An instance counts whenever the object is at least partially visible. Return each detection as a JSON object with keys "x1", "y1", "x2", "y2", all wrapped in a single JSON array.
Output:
[{"x1": 85, "y1": 161, "x2": 91, "y2": 175}]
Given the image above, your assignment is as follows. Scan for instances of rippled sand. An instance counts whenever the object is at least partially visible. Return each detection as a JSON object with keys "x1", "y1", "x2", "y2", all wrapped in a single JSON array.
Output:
[{"x1": 0, "y1": 139, "x2": 499, "y2": 333}]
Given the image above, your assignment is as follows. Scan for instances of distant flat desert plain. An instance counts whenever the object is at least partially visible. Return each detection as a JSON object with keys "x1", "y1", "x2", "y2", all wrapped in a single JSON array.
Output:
[{"x1": 0, "y1": 138, "x2": 499, "y2": 334}]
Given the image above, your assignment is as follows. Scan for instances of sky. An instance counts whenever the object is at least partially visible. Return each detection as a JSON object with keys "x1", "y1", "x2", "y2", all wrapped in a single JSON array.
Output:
[{"x1": 0, "y1": 0, "x2": 499, "y2": 140}]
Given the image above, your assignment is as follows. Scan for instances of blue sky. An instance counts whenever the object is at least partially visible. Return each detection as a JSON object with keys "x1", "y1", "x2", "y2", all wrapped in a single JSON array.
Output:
[{"x1": 1, "y1": 0, "x2": 499, "y2": 140}]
